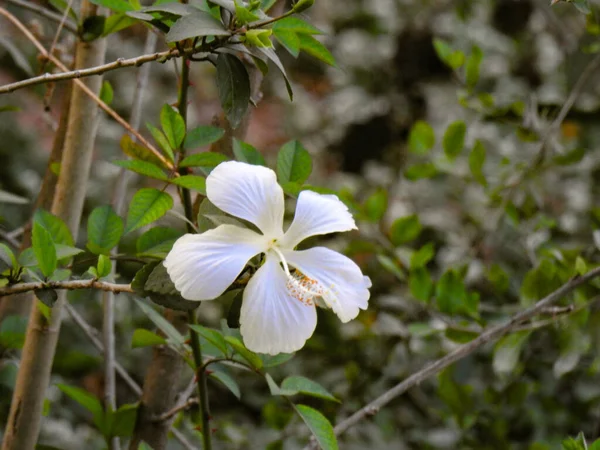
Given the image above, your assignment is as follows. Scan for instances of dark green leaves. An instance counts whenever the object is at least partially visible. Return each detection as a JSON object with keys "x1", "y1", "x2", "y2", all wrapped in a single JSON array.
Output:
[
  {"x1": 34, "y1": 209, "x2": 73, "y2": 246},
  {"x1": 132, "y1": 329, "x2": 167, "y2": 348},
  {"x1": 296, "y1": 34, "x2": 335, "y2": 67},
  {"x1": 32, "y1": 222, "x2": 57, "y2": 278},
  {"x1": 180, "y1": 152, "x2": 229, "y2": 170},
  {"x1": 280, "y1": 376, "x2": 339, "y2": 402},
  {"x1": 436, "y1": 270, "x2": 478, "y2": 316},
  {"x1": 276, "y1": 140, "x2": 312, "y2": 184},
  {"x1": 184, "y1": 126, "x2": 225, "y2": 149},
  {"x1": 364, "y1": 190, "x2": 388, "y2": 222},
  {"x1": 160, "y1": 105, "x2": 186, "y2": 150},
  {"x1": 469, "y1": 140, "x2": 486, "y2": 186},
  {"x1": 390, "y1": 215, "x2": 421, "y2": 246},
  {"x1": 408, "y1": 121, "x2": 435, "y2": 155},
  {"x1": 465, "y1": 45, "x2": 483, "y2": 87},
  {"x1": 273, "y1": 17, "x2": 323, "y2": 58},
  {"x1": 112, "y1": 160, "x2": 168, "y2": 181},
  {"x1": 166, "y1": 10, "x2": 230, "y2": 42},
  {"x1": 433, "y1": 38, "x2": 465, "y2": 70},
  {"x1": 216, "y1": 54, "x2": 251, "y2": 129},
  {"x1": 443, "y1": 121, "x2": 466, "y2": 160},
  {"x1": 295, "y1": 404, "x2": 338, "y2": 450},
  {"x1": 233, "y1": 139, "x2": 266, "y2": 165},
  {"x1": 87, "y1": 206, "x2": 124, "y2": 255},
  {"x1": 170, "y1": 175, "x2": 207, "y2": 194},
  {"x1": 125, "y1": 189, "x2": 173, "y2": 234},
  {"x1": 136, "y1": 227, "x2": 182, "y2": 258},
  {"x1": 120, "y1": 134, "x2": 166, "y2": 167}
]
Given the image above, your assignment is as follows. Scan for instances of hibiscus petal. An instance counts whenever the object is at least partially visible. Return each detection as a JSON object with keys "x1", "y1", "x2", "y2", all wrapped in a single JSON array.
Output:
[
  {"x1": 207, "y1": 161, "x2": 284, "y2": 237},
  {"x1": 282, "y1": 247, "x2": 370, "y2": 323},
  {"x1": 164, "y1": 225, "x2": 267, "y2": 301},
  {"x1": 280, "y1": 190, "x2": 356, "y2": 249},
  {"x1": 240, "y1": 255, "x2": 317, "y2": 355}
]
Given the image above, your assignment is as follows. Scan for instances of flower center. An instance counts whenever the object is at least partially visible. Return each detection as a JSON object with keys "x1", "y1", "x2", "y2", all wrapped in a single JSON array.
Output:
[{"x1": 270, "y1": 246, "x2": 323, "y2": 306}]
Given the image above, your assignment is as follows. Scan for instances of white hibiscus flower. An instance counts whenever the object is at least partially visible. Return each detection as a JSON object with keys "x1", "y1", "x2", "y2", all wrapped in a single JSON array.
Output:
[{"x1": 164, "y1": 161, "x2": 371, "y2": 355}]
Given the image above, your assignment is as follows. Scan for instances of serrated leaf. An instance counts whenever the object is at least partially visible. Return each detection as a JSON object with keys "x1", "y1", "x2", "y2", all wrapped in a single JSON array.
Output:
[
  {"x1": 189, "y1": 324, "x2": 228, "y2": 356},
  {"x1": 276, "y1": 140, "x2": 312, "y2": 184},
  {"x1": 433, "y1": 38, "x2": 465, "y2": 70},
  {"x1": 443, "y1": 121, "x2": 466, "y2": 160},
  {"x1": 87, "y1": 205, "x2": 124, "y2": 255},
  {"x1": 297, "y1": 34, "x2": 335, "y2": 66},
  {"x1": 408, "y1": 121, "x2": 435, "y2": 155},
  {"x1": 102, "y1": 12, "x2": 137, "y2": 36},
  {"x1": 233, "y1": 139, "x2": 266, "y2": 165},
  {"x1": 390, "y1": 214, "x2": 421, "y2": 246},
  {"x1": 280, "y1": 376, "x2": 339, "y2": 402},
  {"x1": 225, "y1": 336, "x2": 263, "y2": 369},
  {"x1": 136, "y1": 227, "x2": 182, "y2": 257},
  {"x1": 125, "y1": 188, "x2": 173, "y2": 234},
  {"x1": 171, "y1": 175, "x2": 207, "y2": 194},
  {"x1": 295, "y1": 404, "x2": 339, "y2": 450},
  {"x1": 112, "y1": 159, "x2": 168, "y2": 181},
  {"x1": 261, "y1": 352, "x2": 294, "y2": 367},
  {"x1": 166, "y1": 10, "x2": 230, "y2": 42},
  {"x1": 32, "y1": 222, "x2": 57, "y2": 278},
  {"x1": 131, "y1": 328, "x2": 167, "y2": 348},
  {"x1": 217, "y1": 53, "x2": 251, "y2": 129},
  {"x1": 120, "y1": 134, "x2": 167, "y2": 167},
  {"x1": 180, "y1": 152, "x2": 229, "y2": 169},
  {"x1": 160, "y1": 104, "x2": 186, "y2": 150},
  {"x1": 184, "y1": 126, "x2": 225, "y2": 149},
  {"x1": 34, "y1": 209, "x2": 73, "y2": 246}
]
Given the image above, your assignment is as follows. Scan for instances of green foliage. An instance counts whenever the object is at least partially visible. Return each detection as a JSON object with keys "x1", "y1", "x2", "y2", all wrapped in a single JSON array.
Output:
[
  {"x1": 225, "y1": 336, "x2": 263, "y2": 369},
  {"x1": 112, "y1": 159, "x2": 168, "y2": 181},
  {"x1": 469, "y1": 140, "x2": 487, "y2": 186},
  {"x1": 99, "y1": 81, "x2": 114, "y2": 105},
  {"x1": 189, "y1": 324, "x2": 229, "y2": 356},
  {"x1": 120, "y1": 134, "x2": 167, "y2": 167},
  {"x1": 217, "y1": 54, "x2": 251, "y2": 129},
  {"x1": 408, "y1": 121, "x2": 435, "y2": 155},
  {"x1": 131, "y1": 328, "x2": 167, "y2": 348},
  {"x1": 170, "y1": 175, "x2": 207, "y2": 194},
  {"x1": 465, "y1": 45, "x2": 483, "y2": 87},
  {"x1": 364, "y1": 189, "x2": 388, "y2": 222},
  {"x1": 233, "y1": 139, "x2": 266, "y2": 165},
  {"x1": 87, "y1": 205, "x2": 124, "y2": 255},
  {"x1": 443, "y1": 121, "x2": 466, "y2": 160},
  {"x1": 390, "y1": 215, "x2": 421, "y2": 246},
  {"x1": 0, "y1": 315, "x2": 27, "y2": 349},
  {"x1": 146, "y1": 123, "x2": 175, "y2": 163},
  {"x1": 277, "y1": 141, "x2": 313, "y2": 184},
  {"x1": 409, "y1": 268, "x2": 433, "y2": 302},
  {"x1": 296, "y1": 34, "x2": 335, "y2": 66},
  {"x1": 166, "y1": 10, "x2": 230, "y2": 42},
  {"x1": 33, "y1": 209, "x2": 74, "y2": 246},
  {"x1": 280, "y1": 376, "x2": 339, "y2": 402},
  {"x1": 184, "y1": 126, "x2": 225, "y2": 149},
  {"x1": 136, "y1": 227, "x2": 182, "y2": 258},
  {"x1": 295, "y1": 404, "x2": 338, "y2": 450},
  {"x1": 125, "y1": 188, "x2": 173, "y2": 234},
  {"x1": 160, "y1": 104, "x2": 186, "y2": 151},
  {"x1": 433, "y1": 38, "x2": 465, "y2": 70},
  {"x1": 32, "y1": 222, "x2": 57, "y2": 278},
  {"x1": 180, "y1": 152, "x2": 229, "y2": 170},
  {"x1": 493, "y1": 331, "x2": 531, "y2": 376}
]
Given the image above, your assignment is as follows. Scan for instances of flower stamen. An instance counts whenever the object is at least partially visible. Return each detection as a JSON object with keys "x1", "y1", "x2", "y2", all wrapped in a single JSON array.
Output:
[{"x1": 271, "y1": 247, "x2": 323, "y2": 306}]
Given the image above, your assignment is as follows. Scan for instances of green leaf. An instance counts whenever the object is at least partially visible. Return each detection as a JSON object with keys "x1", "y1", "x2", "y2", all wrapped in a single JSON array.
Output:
[
  {"x1": 136, "y1": 227, "x2": 183, "y2": 257},
  {"x1": 35, "y1": 289, "x2": 58, "y2": 307},
  {"x1": 553, "y1": 147, "x2": 586, "y2": 166},
  {"x1": 89, "y1": 0, "x2": 133, "y2": 12},
  {"x1": 112, "y1": 159, "x2": 168, "y2": 181},
  {"x1": 0, "y1": 315, "x2": 28, "y2": 349},
  {"x1": 160, "y1": 104, "x2": 186, "y2": 150},
  {"x1": 272, "y1": 16, "x2": 323, "y2": 35},
  {"x1": 99, "y1": 80, "x2": 114, "y2": 105},
  {"x1": 364, "y1": 189, "x2": 387, "y2": 222},
  {"x1": 0, "y1": 243, "x2": 18, "y2": 271},
  {"x1": 408, "y1": 120, "x2": 435, "y2": 155},
  {"x1": 276, "y1": 140, "x2": 312, "y2": 184},
  {"x1": 437, "y1": 368, "x2": 473, "y2": 426},
  {"x1": 433, "y1": 38, "x2": 465, "y2": 70},
  {"x1": 443, "y1": 121, "x2": 466, "y2": 160},
  {"x1": 486, "y1": 264, "x2": 509, "y2": 293},
  {"x1": 87, "y1": 205, "x2": 124, "y2": 255},
  {"x1": 295, "y1": 404, "x2": 338, "y2": 450},
  {"x1": 409, "y1": 268, "x2": 433, "y2": 302},
  {"x1": 297, "y1": 34, "x2": 335, "y2": 66},
  {"x1": 32, "y1": 222, "x2": 57, "y2": 278},
  {"x1": 254, "y1": 46, "x2": 294, "y2": 100},
  {"x1": 125, "y1": 188, "x2": 173, "y2": 234},
  {"x1": 233, "y1": 139, "x2": 266, "y2": 165},
  {"x1": 147, "y1": 123, "x2": 175, "y2": 162},
  {"x1": 217, "y1": 54, "x2": 251, "y2": 129},
  {"x1": 57, "y1": 384, "x2": 105, "y2": 431},
  {"x1": 189, "y1": 324, "x2": 228, "y2": 356},
  {"x1": 465, "y1": 45, "x2": 483, "y2": 87},
  {"x1": 261, "y1": 352, "x2": 294, "y2": 367},
  {"x1": 170, "y1": 175, "x2": 207, "y2": 194},
  {"x1": 166, "y1": 10, "x2": 230, "y2": 42},
  {"x1": 184, "y1": 126, "x2": 225, "y2": 149},
  {"x1": 273, "y1": 29, "x2": 300, "y2": 57},
  {"x1": 235, "y1": 0, "x2": 260, "y2": 24},
  {"x1": 469, "y1": 140, "x2": 486, "y2": 186},
  {"x1": 436, "y1": 270, "x2": 467, "y2": 315},
  {"x1": 34, "y1": 209, "x2": 73, "y2": 246},
  {"x1": 280, "y1": 376, "x2": 339, "y2": 402},
  {"x1": 96, "y1": 254, "x2": 112, "y2": 278},
  {"x1": 180, "y1": 152, "x2": 229, "y2": 170},
  {"x1": 390, "y1": 214, "x2": 421, "y2": 246},
  {"x1": 120, "y1": 134, "x2": 167, "y2": 167},
  {"x1": 410, "y1": 243, "x2": 435, "y2": 268},
  {"x1": 133, "y1": 298, "x2": 187, "y2": 350},
  {"x1": 102, "y1": 12, "x2": 137, "y2": 36},
  {"x1": 209, "y1": 369, "x2": 241, "y2": 399},
  {"x1": 109, "y1": 403, "x2": 138, "y2": 437},
  {"x1": 293, "y1": 0, "x2": 314, "y2": 13},
  {"x1": 131, "y1": 328, "x2": 167, "y2": 348},
  {"x1": 404, "y1": 162, "x2": 438, "y2": 180},
  {"x1": 562, "y1": 432, "x2": 588, "y2": 450},
  {"x1": 143, "y1": 263, "x2": 199, "y2": 312},
  {"x1": 493, "y1": 331, "x2": 531, "y2": 376},
  {"x1": 225, "y1": 336, "x2": 263, "y2": 369}
]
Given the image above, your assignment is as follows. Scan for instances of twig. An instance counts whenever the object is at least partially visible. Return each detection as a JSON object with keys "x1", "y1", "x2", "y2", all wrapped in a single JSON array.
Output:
[
  {"x1": 5, "y1": 0, "x2": 77, "y2": 33},
  {"x1": 42, "y1": 0, "x2": 75, "y2": 74},
  {"x1": 152, "y1": 398, "x2": 199, "y2": 422},
  {"x1": 0, "y1": 7, "x2": 173, "y2": 170},
  {"x1": 0, "y1": 279, "x2": 133, "y2": 296},
  {"x1": 304, "y1": 267, "x2": 600, "y2": 447},
  {"x1": 0, "y1": 229, "x2": 20, "y2": 248},
  {"x1": 63, "y1": 303, "x2": 197, "y2": 450}
]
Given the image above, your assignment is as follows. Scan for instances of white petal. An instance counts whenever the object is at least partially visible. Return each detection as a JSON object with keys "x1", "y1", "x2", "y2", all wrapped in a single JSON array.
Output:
[
  {"x1": 240, "y1": 255, "x2": 317, "y2": 355},
  {"x1": 206, "y1": 161, "x2": 284, "y2": 237},
  {"x1": 280, "y1": 190, "x2": 356, "y2": 249},
  {"x1": 282, "y1": 247, "x2": 370, "y2": 323},
  {"x1": 164, "y1": 225, "x2": 267, "y2": 301}
]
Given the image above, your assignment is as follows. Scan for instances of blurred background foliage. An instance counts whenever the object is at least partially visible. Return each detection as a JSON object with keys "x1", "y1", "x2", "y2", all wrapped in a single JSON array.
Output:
[{"x1": 2, "y1": 0, "x2": 600, "y2": 448}]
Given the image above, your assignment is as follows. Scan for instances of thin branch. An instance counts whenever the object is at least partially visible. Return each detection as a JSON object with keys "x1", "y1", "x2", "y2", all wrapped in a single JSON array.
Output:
[
  {"x1": 152, "y1": 398, "x2": 199, "y2": 422},
  {"x1": 0, "y1": 279, "x2": 133, "y2": 296},
  {"x1": 5, "y1": 0, "x2": 77, "y2": 33},
  {"x1": 0, "y1": 7, "x2": 173, "y2": 170},
  {"x1": 0, "y1": 229, "x2": 20, "y2": 248},
  {"x1": 304, "y1": 267, "x2": 600, "y2": 447}
]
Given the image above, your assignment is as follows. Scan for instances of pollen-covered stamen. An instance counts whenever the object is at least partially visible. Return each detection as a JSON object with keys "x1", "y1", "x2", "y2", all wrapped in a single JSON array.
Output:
[{"x1": 271, "y1": 247, "x2": 323, "y2": 306}]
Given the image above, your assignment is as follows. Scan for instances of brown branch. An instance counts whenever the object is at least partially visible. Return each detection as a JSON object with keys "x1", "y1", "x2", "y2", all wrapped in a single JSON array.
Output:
[
  {"x1": 0, "y1": 279, "x2": 133, "y2": 296},
  {"x1": 304, "y1": 267, "x2": 600, "y2": 448},
  {"x1": 5, "y1": 0, "x2": 77, "y2": 33},
  {"x1": 152, "y1": 398, "x2": 199, "y2": 422},
  {"x1": 0, "y1": 7, "x2": 174, "y2": 170}
]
